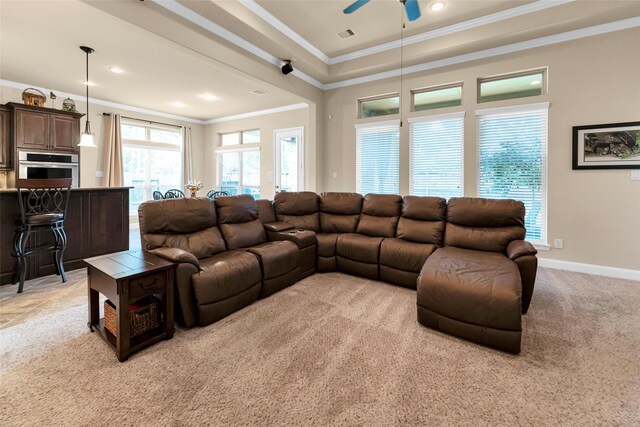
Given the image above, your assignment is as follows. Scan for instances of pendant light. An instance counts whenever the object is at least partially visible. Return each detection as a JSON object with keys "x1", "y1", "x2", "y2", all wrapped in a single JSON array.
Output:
[{"x1": 78, "y1": 46, "x2": 96, "y2": 148}]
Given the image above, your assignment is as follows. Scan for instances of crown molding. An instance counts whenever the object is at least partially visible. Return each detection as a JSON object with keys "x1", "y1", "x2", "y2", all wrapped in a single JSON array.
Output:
[
  {"x1": 324, "y1": 17, "x2": 640, "y2": 90},
  {"x1": 0, "y1": 79, "x2": 208, "y2": 124},
  {"x1": 206, "y1": 102, "x2": 309, "y2": 124},
  {"x1": 237, "y1": 0, "x2": 330, "y2": 64},
  {"x1": 150, "y1": 0, "x2": 324, "y2": 89},
  {"x1": 329, "y1": 0, "x2": 575, "y2": 64}
]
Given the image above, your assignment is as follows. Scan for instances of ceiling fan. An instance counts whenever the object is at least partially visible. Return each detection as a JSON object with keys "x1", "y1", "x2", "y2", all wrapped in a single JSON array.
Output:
[{"x1": 343, "y1": 0, "x2": 421, "y2": 22}]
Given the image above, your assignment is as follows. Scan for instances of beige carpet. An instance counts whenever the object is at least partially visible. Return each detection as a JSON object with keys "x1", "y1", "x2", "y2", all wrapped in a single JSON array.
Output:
[{"x1": 1, "y1": 269, "x2": 639, "y2": 425}]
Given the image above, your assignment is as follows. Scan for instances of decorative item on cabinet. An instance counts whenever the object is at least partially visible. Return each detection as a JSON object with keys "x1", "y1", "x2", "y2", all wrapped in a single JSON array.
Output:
[
  {"x1": 21, "y1": 88, "x2": 47, "y2": 107},
  {"x1": 62, "y1": 98, "x2": 77, "y2": 113}
]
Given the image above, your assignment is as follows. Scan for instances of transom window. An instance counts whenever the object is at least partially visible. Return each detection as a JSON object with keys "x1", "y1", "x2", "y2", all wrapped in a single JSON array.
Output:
[
  {"x1": 220, "y1": 129, "x2": 261, "y2": 146},
  {"x1": 358, "y1": 94, "x2": 399, "y2": 119},
  {"x1": 412, "y1": 83, "x2": 463, "y2": 112},
  {"x1": 478, "y1": 69, "x2": 545, "y2": 103}
]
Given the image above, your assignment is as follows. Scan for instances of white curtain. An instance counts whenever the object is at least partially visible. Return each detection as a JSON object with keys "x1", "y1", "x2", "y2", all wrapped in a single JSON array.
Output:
[
  {"x1": 182, "y1": 126, "x2": 193, "y2": 185},
  {"x1": 101, "y1": 113, "x2": 123, "y2": 187}
]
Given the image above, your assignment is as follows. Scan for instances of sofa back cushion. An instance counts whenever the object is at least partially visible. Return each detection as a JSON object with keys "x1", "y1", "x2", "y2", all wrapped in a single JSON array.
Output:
[
  {"x1": 256, "y1": 199, "x2": 276, "y2": 224},
  {"x1": 139, "y1": 198, "x2": 226, "y2": 259},
  {"x1": 215, "y1": 195, "x2": 267, "y2": 249},
  {"x1": 356, "y1": 194, "x2": 402, "y2": 238},
  {"x1": 445, "y1": 197, "x2": 526, "y2": 253},
  {"x1": 397, "y1": 196, "x2": 447, "y2": 245},
  {"x1": 274, "y1": 191, "x2": 320, "y2": 231},
  {"x1": 319, "y1": 192, "x2": 363, "y2": 233}
]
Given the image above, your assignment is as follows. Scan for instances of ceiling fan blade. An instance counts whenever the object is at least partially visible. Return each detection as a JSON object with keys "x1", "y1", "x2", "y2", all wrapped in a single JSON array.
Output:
[
  {"x1": 343, "y1": 0, "x2": 370, "y2": 14},
  {"x1": 404, "y1": 0, "x2": 421, "y2": 21}
]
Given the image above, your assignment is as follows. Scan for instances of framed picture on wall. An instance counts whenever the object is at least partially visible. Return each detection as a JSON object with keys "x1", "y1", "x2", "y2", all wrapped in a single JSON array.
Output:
[{"x1": 572, "y1": 121, "x2": 640, "y2": 169}]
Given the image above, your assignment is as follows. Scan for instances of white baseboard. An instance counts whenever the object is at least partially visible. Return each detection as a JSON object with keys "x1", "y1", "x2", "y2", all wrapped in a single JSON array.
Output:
[{"x1": 539, "y1": 258, "x2": 640, "y2": 281}]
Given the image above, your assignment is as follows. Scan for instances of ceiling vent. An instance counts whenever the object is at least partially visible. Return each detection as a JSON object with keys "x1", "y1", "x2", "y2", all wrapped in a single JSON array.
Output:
[
  {"x1": 251, "y1": 89, "x2": 269, "y2": 96},
  {"x1": 336, "y1": 29, "x2": 356, "y2": 39}
]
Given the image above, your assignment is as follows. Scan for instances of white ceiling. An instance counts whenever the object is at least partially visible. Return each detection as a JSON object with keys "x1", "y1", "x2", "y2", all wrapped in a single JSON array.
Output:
[
  {"x1": 2, "y1": 0, "x2": 639, "y2": 121},
  {"x1": 0, "y1": 0, "x2": 303, "y2": 121}
]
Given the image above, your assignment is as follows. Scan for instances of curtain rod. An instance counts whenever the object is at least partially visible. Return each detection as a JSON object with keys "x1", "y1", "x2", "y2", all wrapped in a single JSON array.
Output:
[{"x1": 102, "y1": 112, "x2": 183, "y2": 129}]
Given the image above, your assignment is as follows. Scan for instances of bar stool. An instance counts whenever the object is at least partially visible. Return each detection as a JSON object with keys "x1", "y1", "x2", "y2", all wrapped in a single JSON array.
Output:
[{"x1": 13, "y1": 178, "x2": 72, "y2": 293}]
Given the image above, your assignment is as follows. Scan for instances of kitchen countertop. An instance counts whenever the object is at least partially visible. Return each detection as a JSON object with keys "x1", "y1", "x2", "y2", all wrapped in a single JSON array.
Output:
[{"x1": 0, "y1": 187, "x2": 133, "y2": 193}]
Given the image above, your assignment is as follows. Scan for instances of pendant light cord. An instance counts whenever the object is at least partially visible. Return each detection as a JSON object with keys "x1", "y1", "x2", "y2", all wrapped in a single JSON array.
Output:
[
  {"x1": 85, "y1": 49, "x2": 89, "y2": 120},
  {"x1": 400, "y1": 6, "x2": 404, "y2": 127}
]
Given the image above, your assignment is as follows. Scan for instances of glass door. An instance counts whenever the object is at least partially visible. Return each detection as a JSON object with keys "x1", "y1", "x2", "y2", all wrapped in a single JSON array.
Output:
[{"x1": 274, "y1": 127, "x2": 304, "y2": 193}]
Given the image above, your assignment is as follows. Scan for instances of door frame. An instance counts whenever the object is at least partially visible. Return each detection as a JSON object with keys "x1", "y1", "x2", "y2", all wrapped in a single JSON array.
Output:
[{"x1": 273, "y1": 126, "x2": 304, "y2": 193}]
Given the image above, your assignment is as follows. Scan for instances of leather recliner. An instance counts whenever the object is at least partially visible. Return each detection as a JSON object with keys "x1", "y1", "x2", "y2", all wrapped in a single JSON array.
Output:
[
  {"x1": 416, "y1": 197, "x2": 538, "y2": 353},
  {"x1": 215, "y1": 195, "x2": 300, "y2": 298},
  {"x1": 336, "y1": 194, "x2": 402, "y2": 280},
  {"x1": 317, "y1": 192, "x2": 363, "y2": 272},
  {"x1": 138, "y1": 198, "x2": 262, "y2": 327},
  {"x1": 379, "y1": 196, "x2": 446, "y2": 288}
]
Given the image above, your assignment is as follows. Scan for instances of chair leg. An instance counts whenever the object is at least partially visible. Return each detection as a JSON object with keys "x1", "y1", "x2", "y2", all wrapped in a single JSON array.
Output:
[
  {"x1": 56, "y1": 227, "x2": 68, "y2": 283},
  {"x1": 17, "y1": 230, "x2": 30, "y2": 294},
  {"x1": 53, "y1": 228, "x2": 62, "y2": 276},
  {"x1": 12, "y1": 230, "x2": 23, "y2": 286}
]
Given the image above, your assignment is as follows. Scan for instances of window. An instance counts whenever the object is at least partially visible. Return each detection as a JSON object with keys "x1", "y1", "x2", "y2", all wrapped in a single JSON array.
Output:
[
  {"x1": 122, "y1": 121, "x2": 182, "y2": 214},
  {"x1": 220, "y1": 130, "x2": 260, "y2": 146},
  {"x1": 358, "y1": 94, "x2": 399, "y2": 119},
  {"x1": 477, "y1": 103, "x2": 549, "y2": 244},
  {"x1": 355, "y1": 120, "x2": 399, "y2": 194},
  {"x1": 217, "y1": 129, "x2": 260, "y2": 198},
  {"x1": 478, "y1": 70, "x2": 545, "y2": 103},
  {"x1": 409, "y1": 112, "x2": 464, "y2": 199},
  {"x1": 412, "y1": 83, "x2": 462, "y2": 112}
]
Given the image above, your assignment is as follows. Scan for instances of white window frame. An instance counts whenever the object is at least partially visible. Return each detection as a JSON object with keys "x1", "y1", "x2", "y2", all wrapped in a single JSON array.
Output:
[
  {"x1": 408, "y1": 111, "x2": 465, "y2": 198},
  {"x1": 121, "y1": 120, "x2": 183, "y2": 219},
  {"x1": 476, "y1": 102, "x2": 550, "y2": 249},
  {"x1": 273, "y1": 126, "x2": 305, "y2": 193},
  {"x1": 355, "y1": 119, "x2": 400, "y2": 195}
]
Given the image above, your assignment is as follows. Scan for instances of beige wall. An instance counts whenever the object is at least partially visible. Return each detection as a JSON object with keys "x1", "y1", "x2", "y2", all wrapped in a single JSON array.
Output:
[
  {"x1": 323, "y1": 28, "x2": 640, "y2": 270},
  {"x1": 204, "y1": 107, "x2": 311, "y2": 200},
  {"x1": 0, "y1": 84, "x2": 206, "y2": 189}
]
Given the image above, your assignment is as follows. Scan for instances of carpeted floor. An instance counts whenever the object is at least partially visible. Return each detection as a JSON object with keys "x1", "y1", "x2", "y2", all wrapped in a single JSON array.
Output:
[{"x1": 1, "y1": 269, "x2": 639, "y2": 425}]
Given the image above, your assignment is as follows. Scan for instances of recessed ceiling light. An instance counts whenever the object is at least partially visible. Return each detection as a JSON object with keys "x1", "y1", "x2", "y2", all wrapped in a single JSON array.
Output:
[
  {"x1": 199, "y1": 93, "x2": 218, "y2": 101},
  {"x1": 251, "y1": 89, "x2": 269, "y2": 96},
  {"x1": 429, "y1": 1, "x2": 445, "y2": 12},
  {"x1": 530, "y1": 80, "x2": 541, "y2": 85},
  {"x1": 109, "y1": 67, "x2": 124, "y2": 74},
  {"x1": 170, "y1": 101, "x2": 186, "y2": 108},
  {"x1": 82, "y1": 80, "x2": 96, "y2": 86}
]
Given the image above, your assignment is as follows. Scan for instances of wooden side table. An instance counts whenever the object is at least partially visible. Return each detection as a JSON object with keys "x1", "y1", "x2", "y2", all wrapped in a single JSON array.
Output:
[{"x1": 85, "y1": 250, "x2": 175, "y2": 362}]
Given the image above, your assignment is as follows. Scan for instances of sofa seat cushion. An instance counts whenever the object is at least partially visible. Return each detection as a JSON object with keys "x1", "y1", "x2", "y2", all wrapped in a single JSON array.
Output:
[
  {"x1": 247, "y1": 241, "x2": 299, "y2": 279},
  {"x1": 417, "y1": 247, "x2": 521, "y2": 331},
  {"x1": 192, "y1": 251, "x2": 261, "y2": 307},
  {"x1": 380, "y1": 238, "x2": 436, "y2": 273},
  {"x1": 336, "y1": 233, "x2": 383, "y2": 264},
  {"x1": 317, "y1": 233, "x2": 339, "y2": 257}
]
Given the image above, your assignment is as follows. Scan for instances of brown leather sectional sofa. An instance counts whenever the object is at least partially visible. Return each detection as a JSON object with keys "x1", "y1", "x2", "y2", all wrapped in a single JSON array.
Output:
[{"x1": 139, "y1": 191, "x2": 538, "y2": 353}]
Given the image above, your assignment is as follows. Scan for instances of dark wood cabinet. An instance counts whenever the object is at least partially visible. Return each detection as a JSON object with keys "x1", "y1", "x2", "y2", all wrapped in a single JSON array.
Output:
[
  {"x1": 0, "y1": 106, "x2": 11, "y2": 169},
  {"x1": 15, "y1": 109, "x2": 49, "y2": 150},
  {"x1": 0, "y1": 188, "x2": 130, "y2": 285},
  {"x1": 7, "y1": 103, "x2": 83, "y2": 154},
  {"x1": 50, "y1": 114, "x2": 80, "y2": 151}
]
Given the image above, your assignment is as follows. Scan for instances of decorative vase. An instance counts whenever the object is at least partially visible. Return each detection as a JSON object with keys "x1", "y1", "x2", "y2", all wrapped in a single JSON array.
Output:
[{"x1": 189, "y1": 189, "x2": 197, "y2": 198}]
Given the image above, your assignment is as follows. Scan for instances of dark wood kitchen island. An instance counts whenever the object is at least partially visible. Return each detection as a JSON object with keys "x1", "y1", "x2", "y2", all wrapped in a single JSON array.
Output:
[{"x1": 0, "y1": 187, "x2": 130, "y2": 285}]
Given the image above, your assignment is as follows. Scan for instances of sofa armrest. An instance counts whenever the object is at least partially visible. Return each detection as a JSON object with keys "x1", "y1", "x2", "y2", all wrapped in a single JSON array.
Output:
[
  {"x1": 264, "y1": 222, "x2": 295, "y2": 232},
  {"x1": 507, "y1": 240, "x2": 538, "y2": 261},
  {"x1": 267, "y1": 229, "x2": 317, "y2": 249},
  {"x1": 149, "y1": 247, "x2": 200, "y2": 270}
]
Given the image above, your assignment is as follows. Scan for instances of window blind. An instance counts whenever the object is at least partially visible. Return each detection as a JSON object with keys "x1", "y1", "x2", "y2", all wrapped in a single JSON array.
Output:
[
  {"x1": 409, "y1": 112, "x2": 464, "y2": 199},
  {"x1": 477, "y1": 103, "x2": 548, "y2": 244},
  {"x1": 355, "y1": 120, "x2": 399, "y2": 194}
]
